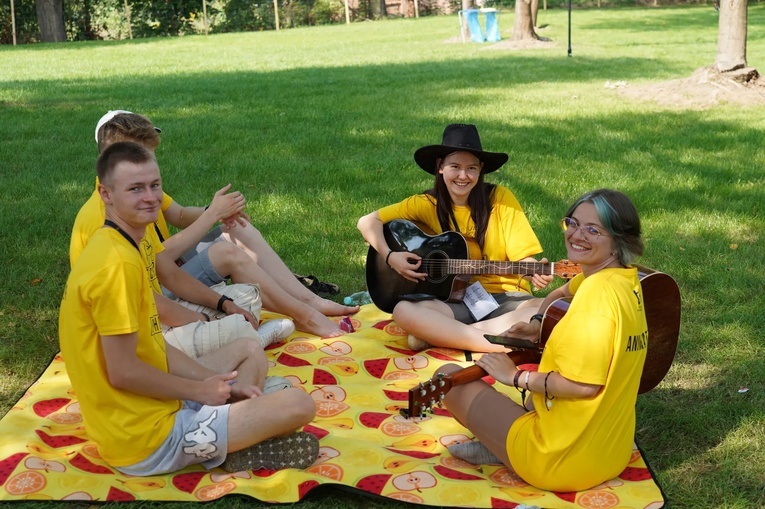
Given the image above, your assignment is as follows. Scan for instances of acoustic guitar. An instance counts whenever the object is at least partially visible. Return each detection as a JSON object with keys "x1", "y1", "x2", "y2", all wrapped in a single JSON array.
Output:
[
  {"x1": 366, "y1": 220, "x2": 582, "y2": 313},
  {"x1": 401, "y1": 266, "x2": 681, "y2": 419}
]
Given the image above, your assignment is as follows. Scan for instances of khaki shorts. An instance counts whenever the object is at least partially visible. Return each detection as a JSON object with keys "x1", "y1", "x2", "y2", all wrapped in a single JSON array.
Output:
[
  {"x1": 172, "y1": 281, "x2": 262, "y2": 321},
  {"x1": 162, "y1": 282, "x2": 262, "y2": 358},
  {"x1": 163, "y1": 314, "x2": 261, "y2": 359}
]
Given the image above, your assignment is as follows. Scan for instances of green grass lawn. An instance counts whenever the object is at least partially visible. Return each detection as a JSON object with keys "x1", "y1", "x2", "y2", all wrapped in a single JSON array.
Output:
[{"x1": 1, "y1": 5, "x2": 763, "y2": 508}]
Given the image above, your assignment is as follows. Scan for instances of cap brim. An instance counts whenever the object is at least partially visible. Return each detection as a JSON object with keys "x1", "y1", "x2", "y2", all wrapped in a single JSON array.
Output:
[{"x1": 414, "y1": 145, "x2": 509, "y2": 174}]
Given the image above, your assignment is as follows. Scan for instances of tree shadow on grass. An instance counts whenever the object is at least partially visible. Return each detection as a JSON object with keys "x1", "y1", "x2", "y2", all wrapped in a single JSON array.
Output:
[{"x1": 0, "y1": 46, "x2": 763, "y2": 507}]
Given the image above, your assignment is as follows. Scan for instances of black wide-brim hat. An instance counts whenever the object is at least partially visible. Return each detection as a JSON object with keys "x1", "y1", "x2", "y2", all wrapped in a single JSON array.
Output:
[{"x1": 413, "y1": 124, "x2": 509, "y2": 175}]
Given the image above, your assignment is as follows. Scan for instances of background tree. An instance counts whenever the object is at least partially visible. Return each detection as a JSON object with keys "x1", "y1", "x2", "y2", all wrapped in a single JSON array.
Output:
[
  {"x1": 511, "y1": 0, "x2": 539, "y2": 41},
  {"x1": 460, "y1": 0, "x2": 471, "y2": 42},
  {"x1": 715, "y1": 0, "x2": 749, "y2": 72},
  {"x1": 35, "y1": 0, "x2": 65, "y2": 41}
]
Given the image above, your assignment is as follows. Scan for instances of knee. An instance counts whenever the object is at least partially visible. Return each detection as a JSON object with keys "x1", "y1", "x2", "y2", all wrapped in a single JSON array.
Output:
[
  {"x1": 391, "y1": 301, "x2": 416, "y2": 326},
  {"x1": 282, "y1": 388, "x2": 316, "y2": 424},
  {"x1": 209, "y1": 242, "x2": 251, "y2": 272},
  {"x1": 231, "y1": 338, "x2": 266, "y2": 363}
]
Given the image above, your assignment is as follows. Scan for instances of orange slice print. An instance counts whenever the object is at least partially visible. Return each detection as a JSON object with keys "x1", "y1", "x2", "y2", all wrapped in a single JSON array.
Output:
[
  {"x1": 440, "y1": 455, "x2": 478, "y2": 470},
  {"x1": 314, "y1": 400, "x2": 350, "y2": 417},
  {"x1": 284, "y1": 342, "x2": 317, "y2": 355},
  {"x1": 489, "y1": 467, "x2": 529, "y2": 487},
  {"x1": 380, "y1": 420, "x2": 420, "y2": 437},
  {"x1": 81, "y1": 443, "x2": 101, "y2": 458},
  {"x1": 5, "y1": 471, "x2": 47, "y2": 495},
  {"x1": 318, "y1": 356, "x2": 354, "y2": 365},
  {"x1": 384, "y1": 323, "x2": 408, "y2": 336},
  {"x1": 389, "y1": 491, "x2": 424, "y2": 503},
  {"x1": 306, "y1": 463, "x2": 344, "y2": 481},
  {"x1": 194, "y1": 481, "x2": 236, "y2": 501},
  {"x1": 578, "y1": 490, "x2": 620, "y2": 509}
]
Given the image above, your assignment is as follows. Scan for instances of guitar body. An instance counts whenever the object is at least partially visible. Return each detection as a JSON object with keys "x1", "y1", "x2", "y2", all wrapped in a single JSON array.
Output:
[
  {"x1": 366, "y1": 220, "x2": 481, "y2": 313},
  {"x1": 403, "y1": 265, "x2": 681, "y2": 418},
  {"x1": 366, "y1": 220, "x2": 580, "y2": 314}
]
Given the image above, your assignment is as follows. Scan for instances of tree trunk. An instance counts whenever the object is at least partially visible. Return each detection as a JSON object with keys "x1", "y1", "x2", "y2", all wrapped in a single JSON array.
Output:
[
  {"x1": 36, "y1": 0, "x2": 66, "y2": 42},
  {"x1": 511, "y1": 0, "x2": 538, "y2": 41},
  {"x1": 715, "y1": 0, "x2": 747, "y2": 72},
  {"x1": 530, "y1": 0, "x2": 539, "y2": 28},
  {"x1": 460, "y1": 0, "x2": 471, "y2": 42}
]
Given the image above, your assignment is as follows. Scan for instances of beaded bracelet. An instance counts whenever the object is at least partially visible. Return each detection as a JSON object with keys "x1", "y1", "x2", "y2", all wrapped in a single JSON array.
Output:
[
  {"x1": 513, "y1": 369, "x2": 525, "y2": 390},
  {"x1": 544, "y1": 371, "x2": 555, "y2": 410},
  {"x1": 513, "y1": 369, "x2": 528, "y2": 408}
]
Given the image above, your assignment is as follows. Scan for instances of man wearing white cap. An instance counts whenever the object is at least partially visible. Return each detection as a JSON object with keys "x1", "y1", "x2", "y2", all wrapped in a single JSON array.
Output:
[{"x1": 70, "y1": 112, "x2": 296, "y2": 363}]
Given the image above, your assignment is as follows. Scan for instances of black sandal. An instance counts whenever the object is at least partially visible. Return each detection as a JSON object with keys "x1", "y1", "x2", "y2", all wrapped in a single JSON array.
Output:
[{"x1": 294, "y1": 273, "x2": 339, "y2": 296}]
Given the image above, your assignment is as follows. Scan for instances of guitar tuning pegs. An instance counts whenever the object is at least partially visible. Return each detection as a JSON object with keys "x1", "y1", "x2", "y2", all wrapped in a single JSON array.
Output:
[{"x1": 437, "y1": 378, "x2": 445, "y2": 387}]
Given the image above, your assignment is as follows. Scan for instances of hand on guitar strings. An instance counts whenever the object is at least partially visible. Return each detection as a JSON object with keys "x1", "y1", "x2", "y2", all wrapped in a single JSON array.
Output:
[
  {"x1": 387, "y1": 251, "x2": 427, "y2": 283},
  {"x1": 527, "y1": 257, "x2": 554, "y2": 291},
  {"x1": 475, "y1": 353, "x2": 518, "y2": 386}
]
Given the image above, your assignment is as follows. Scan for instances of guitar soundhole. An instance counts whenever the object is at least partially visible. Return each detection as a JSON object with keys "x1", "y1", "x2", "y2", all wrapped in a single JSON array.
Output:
[{"x1": 425, "y1": 251, "x2": 449, "y2": 284}]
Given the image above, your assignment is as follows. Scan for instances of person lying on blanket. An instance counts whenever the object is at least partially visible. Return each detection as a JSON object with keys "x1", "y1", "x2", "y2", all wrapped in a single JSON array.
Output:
[
  {"x1": 59, "y1": 142, "x2": 319, "y2": 475},
  {"x1": 440, "y1": 189, "x2": 648, "y2": 492},
  {"x1": 357, "y1": 123, "x2": 553, "y2": 352},
  {"x1": 70, "y1": 110, "x2": 358, "y2": 339}
]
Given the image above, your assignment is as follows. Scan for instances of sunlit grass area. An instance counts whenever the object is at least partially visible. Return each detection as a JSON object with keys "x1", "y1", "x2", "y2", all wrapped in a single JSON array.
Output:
[{"x1": 1, "y1": 5, "x2": 763, "y2": 508}]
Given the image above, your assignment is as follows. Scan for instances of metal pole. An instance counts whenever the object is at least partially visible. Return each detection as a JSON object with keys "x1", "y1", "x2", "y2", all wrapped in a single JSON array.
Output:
[
  {"x1": 11, "y1": 0, "x2": 17, "y2": 45},
  {"x1": 567, "y1": 0, "x2": 572, "y2": 56}
]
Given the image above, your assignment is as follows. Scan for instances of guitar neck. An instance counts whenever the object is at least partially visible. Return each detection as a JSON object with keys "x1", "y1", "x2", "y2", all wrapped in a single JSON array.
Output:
[{"x1": 444, "y1": 260, "x2": 552, "y2": 276}]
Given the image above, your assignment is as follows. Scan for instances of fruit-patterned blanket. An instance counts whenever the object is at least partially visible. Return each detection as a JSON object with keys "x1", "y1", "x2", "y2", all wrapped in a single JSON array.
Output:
[{"x1": 0, "y1": 305, "x2": 665, "y2": 507}]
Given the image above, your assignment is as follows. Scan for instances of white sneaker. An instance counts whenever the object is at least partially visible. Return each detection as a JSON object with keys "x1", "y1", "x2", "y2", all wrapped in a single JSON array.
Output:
[{"x1": 258, "y1": 319, "x2": 295, "y2": 348}]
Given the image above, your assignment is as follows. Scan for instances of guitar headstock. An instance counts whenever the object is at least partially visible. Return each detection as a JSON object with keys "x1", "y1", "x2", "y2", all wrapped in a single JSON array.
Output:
[
  {"x1": 400, "y1": 372, "x2": 454, "y2": 419},
  {"x1": 553, "y1": 260, "x2": 582, "y2": 279}
]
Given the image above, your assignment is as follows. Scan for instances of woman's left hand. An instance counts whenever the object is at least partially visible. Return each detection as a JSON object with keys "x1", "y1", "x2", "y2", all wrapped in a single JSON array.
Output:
[
  {"x1": 475, "y1": 353, "x2": 518, "y2": 386},
  {"x1": 531, "y1": 257, "x2": 554, "y2": 290}
]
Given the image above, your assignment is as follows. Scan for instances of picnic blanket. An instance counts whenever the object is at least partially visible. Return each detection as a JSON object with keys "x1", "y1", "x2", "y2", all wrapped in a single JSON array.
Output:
[{"x1": 0, "y1": 304, "x2": 666, "y2": 507}]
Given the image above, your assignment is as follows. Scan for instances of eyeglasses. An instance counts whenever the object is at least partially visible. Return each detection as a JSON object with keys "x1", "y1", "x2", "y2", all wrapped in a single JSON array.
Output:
[{"x1": 561, "y1": 217, "x2": 609, "y2": 240}]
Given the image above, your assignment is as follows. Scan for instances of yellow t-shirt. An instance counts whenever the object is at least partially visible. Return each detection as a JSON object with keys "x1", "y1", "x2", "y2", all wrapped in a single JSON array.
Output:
[
  {"x1": 69, "y1": 179, "x2": 170, "y2": 293},
  {"x1": 59, "y1": 227, "x2": 181, "y2": 467},
  {"x1": 376, "y1": 186, "x2": 542, "y2": 293},
  {"x1": 507, "y1": 267, "x2": 648, "y2": 491},
  {"x1": 69, "y1": 178, "x2": 173, "y2": 268}
]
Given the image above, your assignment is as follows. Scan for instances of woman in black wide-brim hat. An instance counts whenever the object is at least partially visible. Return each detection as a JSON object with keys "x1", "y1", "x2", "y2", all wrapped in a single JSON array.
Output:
[{"x1": 357, "y1": 124, "x2": 553, "y2": 352}]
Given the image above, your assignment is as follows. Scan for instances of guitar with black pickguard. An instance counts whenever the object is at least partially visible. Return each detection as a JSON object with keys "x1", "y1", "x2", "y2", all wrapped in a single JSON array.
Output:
[
  {"x1": 366, "y1": 220, "x2": 582, "y2": 313},
  {"x1": 401, "y1": 266, "x2": 681, "y2": 418}
]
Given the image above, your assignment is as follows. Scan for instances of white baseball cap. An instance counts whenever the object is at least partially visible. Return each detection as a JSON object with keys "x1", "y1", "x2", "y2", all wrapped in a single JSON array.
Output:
[
  {"x1": 94, "y1": 110, "x2": 161, "y2": 143},
  {"x1": 94, "y1": 110, "x2": 132, "y2": 143}
]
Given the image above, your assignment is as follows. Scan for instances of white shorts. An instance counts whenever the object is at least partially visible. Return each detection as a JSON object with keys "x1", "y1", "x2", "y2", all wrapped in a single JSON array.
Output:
[{"x1": 162, "y1": 282, "x2": 262, "y2": 358}]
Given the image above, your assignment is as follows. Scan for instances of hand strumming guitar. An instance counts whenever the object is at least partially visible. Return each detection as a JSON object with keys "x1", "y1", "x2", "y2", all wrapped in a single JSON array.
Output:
[{"x1": 387, "y1": 251, "x2": 426, "y2": 283}]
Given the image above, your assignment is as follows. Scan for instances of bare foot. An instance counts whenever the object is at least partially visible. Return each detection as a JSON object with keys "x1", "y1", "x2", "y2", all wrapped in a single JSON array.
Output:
[
  {"x1": 294, "y1": 309, "x2": 345, "y2": 338},
  {"x1": 313, "y1": 298, "x2": 359, "y2": 317}
]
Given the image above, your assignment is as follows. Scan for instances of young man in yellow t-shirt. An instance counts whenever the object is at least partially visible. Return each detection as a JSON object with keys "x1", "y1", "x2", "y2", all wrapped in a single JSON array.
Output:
[
  {"x1": 60, "y1": 142, "x2": 318, "y2": 474},
  {"x1": 69, "y1": 110, "x2": 358, "y2": 339}
]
